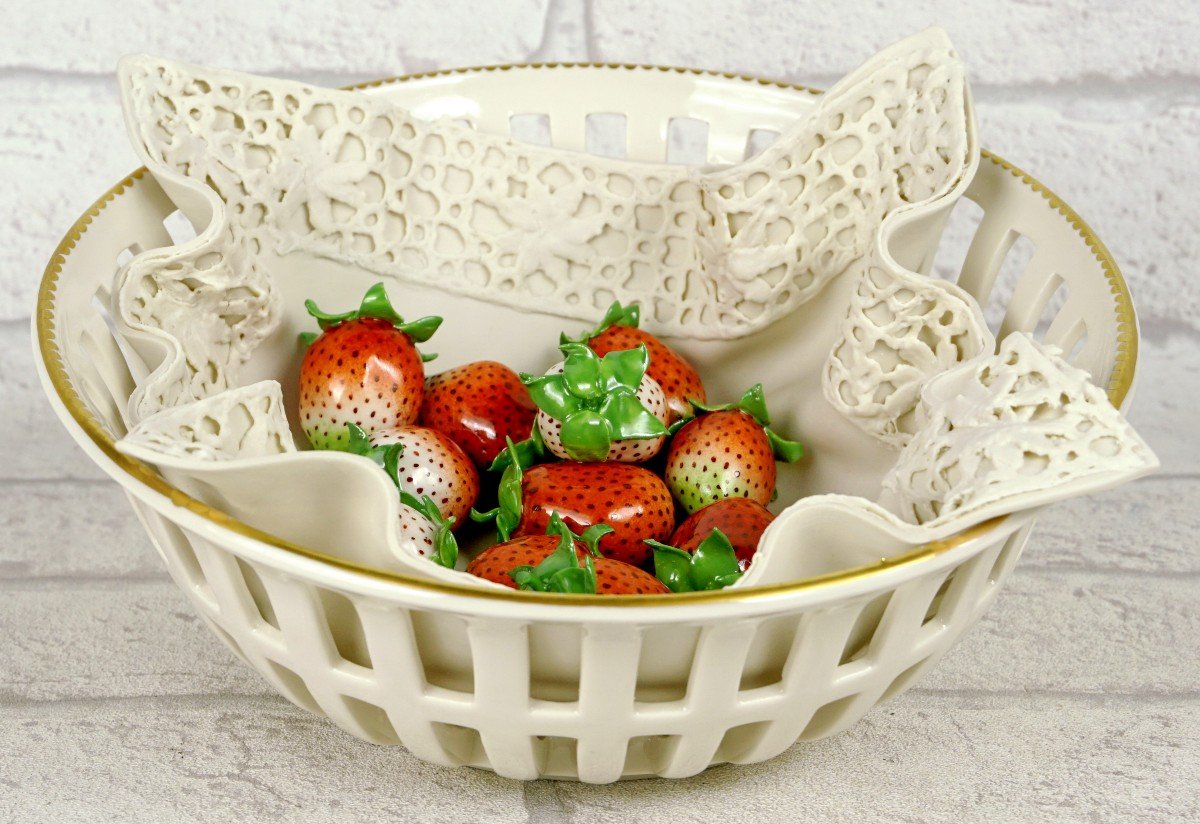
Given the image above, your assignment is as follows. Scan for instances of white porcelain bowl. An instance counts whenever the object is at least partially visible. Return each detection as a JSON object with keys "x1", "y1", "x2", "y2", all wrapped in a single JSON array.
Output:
[{"x1": 34, "y1": 64, "x2": 1138, "y2": 782}]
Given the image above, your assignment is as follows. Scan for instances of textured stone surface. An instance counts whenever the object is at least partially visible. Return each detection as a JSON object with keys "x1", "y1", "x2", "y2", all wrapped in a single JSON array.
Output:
[
  {"x1": 0, "y1": 584, "x2": 265, "y2": 703},
  {"x1": 590, "y1": 1, "x2": 1200, "y2": 85},
  {"x1": 6, "y1": 1, "x2": 552, "y2": 74},
  {"x1": 1029, "y1": 478, "x2": 1200, "y2": 573},
  {"x1": 550, "y1": 694, "x2": 1200, "y2": 823},
  {"x1": 1, "y1": 482, "x2": 159, "y2": 578},
  {"x1": 4, "y1": 3, "x2": 1199, "y2": 820},
  {"x1": 0, "y1": 696, "x2": 527, "y2": 823}
]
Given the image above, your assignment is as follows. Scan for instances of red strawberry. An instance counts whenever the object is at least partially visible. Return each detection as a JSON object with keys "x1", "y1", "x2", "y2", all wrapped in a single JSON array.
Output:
[
  {"x1": 371, "y1": 425, "x2": 479, "y2": 528},
  {"x1": 669, "y1": 498, "x2": 775, "y2": 570},
  {"x1": 467, "y1": 516, "x2": 669, "y2": 595},
  {"x1": 566, "y1": 301, "x2": 706, "y2": 422},
  {"x1": 665, "y1": 384, "x2": 804, "y2": 514},
  {"x1": 299, "y1": 283, "x2": 441, "y2": 450},
  {"x1": 473, "y1": 445, "x2": 674, "y2": 567},
  {"x1": 419, "y1": 360, "x2": 537, "y2": 467}
]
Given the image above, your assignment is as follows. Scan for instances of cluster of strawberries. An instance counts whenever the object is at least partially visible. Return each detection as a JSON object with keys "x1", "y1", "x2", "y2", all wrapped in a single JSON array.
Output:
[{"x1": 298, "y1": 284, "x2": 803, "y2": 596}]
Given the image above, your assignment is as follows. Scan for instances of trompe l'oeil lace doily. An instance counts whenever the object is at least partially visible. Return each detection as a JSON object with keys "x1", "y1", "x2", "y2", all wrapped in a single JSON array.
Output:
[
  {"x1": 114, "y1": 28, "x2": 973, "y2": 425},
  {"x1": 878, "y1": 332, "x2": 1157, "y2": 527}
]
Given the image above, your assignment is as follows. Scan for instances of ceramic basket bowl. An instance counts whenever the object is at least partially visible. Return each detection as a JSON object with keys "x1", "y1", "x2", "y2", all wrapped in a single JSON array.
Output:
[{"x1": 35, "y1": 64, "x2": 1138, "y2": 782}]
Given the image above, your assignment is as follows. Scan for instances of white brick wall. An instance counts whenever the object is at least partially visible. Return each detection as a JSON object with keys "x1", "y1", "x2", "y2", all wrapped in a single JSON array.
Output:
[{"x1": 3, "y1": 3, "x2": 1198, "y2": 820}]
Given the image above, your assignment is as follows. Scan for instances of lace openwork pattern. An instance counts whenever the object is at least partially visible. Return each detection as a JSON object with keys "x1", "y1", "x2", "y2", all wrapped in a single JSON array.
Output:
[
  {"x1": 120, "y1": 381, "x2": 295, "y2": 463},
  {"x1": 113, "y1": 192, "x2": 278, "y2": 424},
  {"x1": 118, "y1": 30, "x2": 970, "y2": 345},
  {"x1": 823, "y1": 261, "x2": 993, "y2": 447},
  {"x1": 880, "y1": 333, "x2": 1157, "y2": 527}
]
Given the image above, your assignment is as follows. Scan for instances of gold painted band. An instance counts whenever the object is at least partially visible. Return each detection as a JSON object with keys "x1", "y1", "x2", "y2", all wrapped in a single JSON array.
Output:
[{"x1": 35, "y1": 64, "x2": 1137, "y2": 607}]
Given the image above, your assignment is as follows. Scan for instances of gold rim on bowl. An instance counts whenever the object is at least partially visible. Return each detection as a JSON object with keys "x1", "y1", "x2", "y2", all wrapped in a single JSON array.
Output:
[{"x1": 35, "y1": 64, "x2": 1138, "y2": 607}]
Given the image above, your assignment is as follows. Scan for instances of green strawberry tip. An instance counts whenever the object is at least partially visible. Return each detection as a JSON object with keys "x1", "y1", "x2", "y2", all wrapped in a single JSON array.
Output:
[
  {"x1": 302, "y1": 282, "x2": 443, "y2": 358},
  {"x1": 646, "y1": 528, "x2": 744, "y2": 593}
]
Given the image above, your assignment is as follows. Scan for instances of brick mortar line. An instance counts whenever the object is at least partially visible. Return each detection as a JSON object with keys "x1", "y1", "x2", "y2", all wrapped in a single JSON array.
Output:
[{"x1": 2, "y1": 65, "x2": 1199, "y2": 96}]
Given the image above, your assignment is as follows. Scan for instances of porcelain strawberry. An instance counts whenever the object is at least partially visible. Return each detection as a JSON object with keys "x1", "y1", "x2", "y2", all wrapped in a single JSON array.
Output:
[
  {"x1": 665, "y1": 384, "x2": 804, "y2": 513},
  {"x1": 472, "y1": 440, "x2": 674, "y2": 566},
  {"x1": 419, "y1": 360, "x2": 537, "y2": 467},
  {"x1": 646, "y1": 528, "x2": 744, "y2": 593},
  {"x1": 369, "y1": 424, "x2": 480, "y2": 528},
  {"x1": 564, "y1": 300, "x2": 706, "y2": 421},
  {"x1": 666, "y1": 498, "x2": 775, "y2": 571},
  {"x1": 341, "y1": 423, "x2": 459, "y2": 568},
  {"x1": 299, "y1": 283, "x2": 441, "y2": 450},
  {"x1": 521, "y1": 342, "x2": 669, "y2": 463},
  {"x1": 467, "y1": 514, "x2": 669, "y2": 595}
]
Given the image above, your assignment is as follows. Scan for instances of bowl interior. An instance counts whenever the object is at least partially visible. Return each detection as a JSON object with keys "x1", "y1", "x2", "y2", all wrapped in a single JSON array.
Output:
[{"x1": 238, "y1": 247, "x2": 898, "y2": 515}]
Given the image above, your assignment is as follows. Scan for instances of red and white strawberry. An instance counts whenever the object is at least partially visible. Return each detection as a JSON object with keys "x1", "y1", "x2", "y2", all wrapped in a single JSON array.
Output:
[
  {"x1": 473, "y1": 442, "x2": 674, "y2": 567},
  {"x1": 534, "y1": 361, "x2": 669, "y2": 463},
  {"x1": 396, "y1": 495, "x2": 459, "y2": 568},
  {"x1": 467, "y1": 515, "x2": 669, "y2": 595},
  {"x1": 665, "y1": 384, "x2": 804, "y2": 514},
  {"x1": 565, "y1": 301, "x2": 706, "y2": 422},
  {"x1": 370, "y1": 425, "x2": 480, "y2": 528},
  {"x1": 522, "y1": 342, "x2": 669, "y2": 463},
  {"x1": 340, "y1": 423, "x2": 460, "y2": 568},
  {"x1": 419, "y1": 360, "x2": 537, "y2": 467},
  {"x1": 668, "y1": 498, "x2": 775, "y2": 571},
  {"x1": 299, "y1": 283, "x2": 441, "y2": 450}
]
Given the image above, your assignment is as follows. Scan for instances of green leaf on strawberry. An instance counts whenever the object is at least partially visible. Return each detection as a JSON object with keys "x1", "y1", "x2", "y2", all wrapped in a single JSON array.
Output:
[
  {"x1": 686, "y1": 383, "x2": 804, "y2": 462},
  {"x1": 399, "y1": 490, "x2": 459, "y2": 569},
  {"x1": 486, "y1": 424, "x2": 546, "y2": 474},
  {"x1": 471, "y1": 437, "x2": 526, "y2": 540},
  {"x1": 560, "y1": 300, "x2": 641, "y2": 345},
  {"x1": 646, "y1": 528, "x2": 744, "y2": 593},
  {"x1": 509, "y1": 514, "x2": 612, "y2": 594},
  {"x1": 520, "y1": 342, "x2": 667, "y2": 462},
  {"x1": 300, "y1": 282, "x2": 443, "y2": 359},
  {"x1": 343, "y1": 422, "x2": 404, "y2": 477}
]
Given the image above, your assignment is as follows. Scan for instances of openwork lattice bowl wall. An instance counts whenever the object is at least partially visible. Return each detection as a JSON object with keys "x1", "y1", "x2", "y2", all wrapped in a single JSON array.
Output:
[{"x1": 35, "y1": 64, "x2": 1137, "y2": 782}]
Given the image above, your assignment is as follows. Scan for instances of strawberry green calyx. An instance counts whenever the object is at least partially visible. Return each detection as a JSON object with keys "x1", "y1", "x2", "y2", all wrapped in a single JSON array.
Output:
[
  {"x1": 487, "y1": 422, "x2": 545, "y2": 474},
  {"x1": 343, "y1": 422, "x2": 403, "y2": 470},
  {"x1": 471, "y1": 437, "x2": 525, "y2": 541},
  {"x1": 510, "y1": 514, "x2": 611, "y2": 594},
  {"x1": 646, "y1": 528, "x2": 744, "y2": 593},
  {"x1": 521, "y1": 343, "x2": 667, "y2": 462},
  {"x1": 560, "y1": 300, "x2": 641, "y2": 345},
  {"x1": 300, "y1": 282, "x2": 443, "y2": 361},
  {"x1": 688, "y1": 384, "x2": 805, "y2": 462}
]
